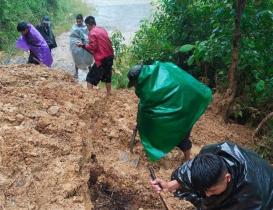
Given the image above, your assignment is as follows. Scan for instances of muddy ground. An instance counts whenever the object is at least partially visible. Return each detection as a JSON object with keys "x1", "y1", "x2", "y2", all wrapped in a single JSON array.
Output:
[{"x1": 0, "y1": 65, "x2": 254, "y2": 210}]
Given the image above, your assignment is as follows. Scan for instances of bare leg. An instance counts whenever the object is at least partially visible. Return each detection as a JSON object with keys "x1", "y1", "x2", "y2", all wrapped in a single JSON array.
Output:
[
  {"x1": 106, "y1": 83, "x2": 111, "y2": 97},
  {"x1": 183, "y1": 149, "x2": 191, "y2": 161}
]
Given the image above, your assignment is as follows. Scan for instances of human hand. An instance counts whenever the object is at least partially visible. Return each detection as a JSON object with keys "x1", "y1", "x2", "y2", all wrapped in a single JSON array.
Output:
[
  {"x1": 76, "y1": 41, "x2": 84, "y2": 47},
  {"x1": 150, "y1": 178, "x2": 169, "y2": 193},
  {"x1": 150, "y1": 179, "x2": 181, "y2": 194}
]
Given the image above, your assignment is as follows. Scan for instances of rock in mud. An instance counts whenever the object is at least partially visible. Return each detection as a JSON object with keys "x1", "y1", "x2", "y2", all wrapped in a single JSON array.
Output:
[{"x1": 47, "y1": 105, "x2": 60, "y2": 116}]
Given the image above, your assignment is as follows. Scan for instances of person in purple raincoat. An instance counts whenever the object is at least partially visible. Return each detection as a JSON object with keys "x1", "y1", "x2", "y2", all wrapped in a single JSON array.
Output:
[{"x1": 16, "y1": 22, "x2": 53, "y2": 67}]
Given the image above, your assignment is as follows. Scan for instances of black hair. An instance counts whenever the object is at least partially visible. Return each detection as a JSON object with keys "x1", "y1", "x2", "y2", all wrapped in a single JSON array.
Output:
[
  {"x1": 17, "y1": 22, "x2": 28, "y2": 32},
  {"x1": 85, "y1": 16, "x2": 96, "y2": 26},
  {"x1": 127, "y1": 64, "x2": 143, "y2": 88},
  {"x1": 191, "y1": 154, "x2": 227, "y2": 192},
  {"x1": 76, "y1": 14, "x2": 83, "y2": 20}
]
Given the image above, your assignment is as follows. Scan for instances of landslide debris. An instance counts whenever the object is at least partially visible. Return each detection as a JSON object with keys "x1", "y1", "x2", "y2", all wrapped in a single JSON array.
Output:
[{"x1": 0, "y1": 65, "x2": 254, "y2": 210}]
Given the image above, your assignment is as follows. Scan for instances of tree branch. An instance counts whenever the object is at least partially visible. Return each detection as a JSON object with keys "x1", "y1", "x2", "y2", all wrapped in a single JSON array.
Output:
[{"x1": 253, "y1": 112, "x2": 273, "y2": 138}]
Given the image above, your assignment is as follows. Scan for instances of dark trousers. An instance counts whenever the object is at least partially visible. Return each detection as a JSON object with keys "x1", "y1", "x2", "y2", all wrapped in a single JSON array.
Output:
[{"x1": 177, "y1": 129, "x2": 192, "y2": 151}]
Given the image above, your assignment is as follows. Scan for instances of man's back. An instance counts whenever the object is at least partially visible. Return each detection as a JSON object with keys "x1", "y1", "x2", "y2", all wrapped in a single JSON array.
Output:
[{"x1": 88, "y1": 26, "x2": 114, "y2": 66}]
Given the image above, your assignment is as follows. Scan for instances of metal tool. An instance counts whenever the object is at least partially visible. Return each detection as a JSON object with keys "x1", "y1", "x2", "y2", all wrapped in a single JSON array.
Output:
[
  {"x1": 118, "y1": 125, "x2": 139, "y2": 167},
  {"x1": 32, "y1": 56, "x2": 41, "y2": 64}
]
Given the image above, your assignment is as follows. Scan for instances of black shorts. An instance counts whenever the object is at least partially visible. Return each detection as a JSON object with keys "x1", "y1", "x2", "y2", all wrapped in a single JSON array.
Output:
[
  {"x1": 177, "y1": 128, "x2": 192, "y2": 151},
  {"x1": 86, "y1": 56, "x2": 114, "y2": 85}
]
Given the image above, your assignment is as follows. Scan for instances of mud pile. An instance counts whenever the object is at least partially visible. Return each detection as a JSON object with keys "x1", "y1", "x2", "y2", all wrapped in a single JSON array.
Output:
[{"x1": 0, "y1": 65, "x2": 254, "y2": 210}]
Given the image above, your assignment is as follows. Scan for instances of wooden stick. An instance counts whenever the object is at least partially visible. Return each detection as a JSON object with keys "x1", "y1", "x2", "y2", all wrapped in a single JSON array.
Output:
[
  {"x1": 253, "y1": 112, "x2": 273, "y2": 139},
  {"x1": 149, "y1": 167, "x2": 172, "y2": 210},
  {"x1": 130, "y1": 125, "x2": 138, "y2": 153}
]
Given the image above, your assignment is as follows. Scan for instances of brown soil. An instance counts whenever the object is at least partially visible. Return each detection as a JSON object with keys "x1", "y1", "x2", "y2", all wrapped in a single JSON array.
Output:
[{"x1": 0, "y1": 65, "x2": 254, "y2": 210}]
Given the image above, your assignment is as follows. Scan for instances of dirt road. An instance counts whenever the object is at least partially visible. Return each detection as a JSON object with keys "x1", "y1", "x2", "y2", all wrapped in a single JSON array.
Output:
[
  {"x1": 1, "y1": 0, "x2": 152, "y2": 81},
  {"x1": 53, "y1": 0, "x2": 152, "y2": 80}
]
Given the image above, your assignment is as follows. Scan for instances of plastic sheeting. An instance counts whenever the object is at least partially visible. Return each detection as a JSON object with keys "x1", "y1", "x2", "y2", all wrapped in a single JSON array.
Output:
[
  {"x1": 16, "y1": 24, "x2": 53, "y2": 67},
  {"x1": 36, "y1": 24, "x2": 57, "y2": 49},
  {"x1": 69, "y1": 24, "x2": 93, "y2": 69},
  {"x1": 172, "y1": 142, "x2": 273, "y2": 210},
  {"x1": 136, "y1": 61, "x2": 212, "y2": 161}
]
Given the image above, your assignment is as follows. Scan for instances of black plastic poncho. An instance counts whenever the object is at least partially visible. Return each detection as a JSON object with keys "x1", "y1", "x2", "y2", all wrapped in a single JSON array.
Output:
[
  {"x1": 171, "y1": 142, "x2": 273, "y2": 210},
  {"x1": 36, "y1": 24, "x2": 57, "y2": 49}
]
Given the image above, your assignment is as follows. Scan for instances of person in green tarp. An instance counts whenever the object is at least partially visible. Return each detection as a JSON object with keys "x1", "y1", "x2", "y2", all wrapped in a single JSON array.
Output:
[{"x1": 127, "y1": 62, "x2": 212, "y2": 161}]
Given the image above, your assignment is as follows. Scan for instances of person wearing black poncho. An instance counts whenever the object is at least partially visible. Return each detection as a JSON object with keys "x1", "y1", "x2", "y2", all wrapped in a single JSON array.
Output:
[
  {"x1": 150, "y1": 141, "x2": 273, "y2": 210},
  {"x1": 36, "y1": 16, "x2": 57, "y2": 51}
]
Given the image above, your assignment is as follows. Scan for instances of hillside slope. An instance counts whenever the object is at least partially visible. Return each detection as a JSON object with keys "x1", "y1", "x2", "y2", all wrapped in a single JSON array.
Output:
[{"x1": 0, "y1": 65, "x2": 254, "y2": 209}]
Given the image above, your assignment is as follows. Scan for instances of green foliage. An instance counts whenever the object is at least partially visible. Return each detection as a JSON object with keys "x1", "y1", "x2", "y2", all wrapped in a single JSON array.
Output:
[
  {"x1": 179, "y1": 44, "x2": 195, "y2": 53},
  {"x1": 0, "y1": 0, "x2": 90, "y2": 53},
  {"x1": 110, "y1": 30, "x2": 135, "y2": 89},
  {"x1": 257, "y1": 120, "x2": 273, "y2": 162},
  {"x1": 130, "y1": 0, "x2": 273, "y2": 159},
  {"x1": 111, "y1": 30, "x2": 126, "y2": 58},
  {"x1": 131, "y1": 0, "x2": 273, "y2": 113}
]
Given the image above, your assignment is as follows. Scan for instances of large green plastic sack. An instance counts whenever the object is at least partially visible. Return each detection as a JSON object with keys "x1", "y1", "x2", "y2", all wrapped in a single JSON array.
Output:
[{"x1": 136, "y1": 61, "x2": 212, "y2": 161}]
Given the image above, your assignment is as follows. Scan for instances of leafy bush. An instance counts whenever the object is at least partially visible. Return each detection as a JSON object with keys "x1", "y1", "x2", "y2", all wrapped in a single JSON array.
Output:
[
  {"x1": 131, "y1": 0, "x2": 273, "y2": 118},
  {"x1": 129, "y1": 0, "x2": 273, "y2": 159},
  {"x1": 110, "y1": 30, "x2": 135, "y2": 89}
]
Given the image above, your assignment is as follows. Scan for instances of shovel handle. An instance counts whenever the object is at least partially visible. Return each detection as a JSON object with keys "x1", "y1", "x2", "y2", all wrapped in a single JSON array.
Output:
[
  {"x1": 149, "y1": 167, "x2": 172, "y2": 210},
  {"x1": 149, "y1": 167, "x2": 163, "y2": 189},
  {"x1": 32, "y1": 56, "x2": 42, "y2": 65},
  {"x1": 130, "y1": 125, "x2": 138, "y2": 153},
  {"x1": 149, "y1": 167, "x2": 157, "y2": 181}
]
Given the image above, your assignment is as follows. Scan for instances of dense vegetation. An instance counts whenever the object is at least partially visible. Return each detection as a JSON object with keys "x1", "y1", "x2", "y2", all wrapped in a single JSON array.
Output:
[
  {"x1": 131, "y1": 0, "x2": 273, "y2": 116},
  {"x1": 112, "y1": 0, "x2": 273, "y2": 159},
  {"x1": 0, "y1": 0, "x2": 90, "y2": 52}
]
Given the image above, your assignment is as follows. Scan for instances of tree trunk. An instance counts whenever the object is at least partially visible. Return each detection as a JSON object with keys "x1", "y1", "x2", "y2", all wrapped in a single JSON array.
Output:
[{"x1": 222, "y1": 0, "x2": 246, "y2": 122}]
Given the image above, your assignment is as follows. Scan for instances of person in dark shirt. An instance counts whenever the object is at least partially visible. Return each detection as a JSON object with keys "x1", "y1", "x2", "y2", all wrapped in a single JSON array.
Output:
[
  {"x1": 36, "y1": 16, "x2": 57, "y2": 50},
  {"x1": 150, "y1": 142, "x2": 273, "y2": 210}
]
